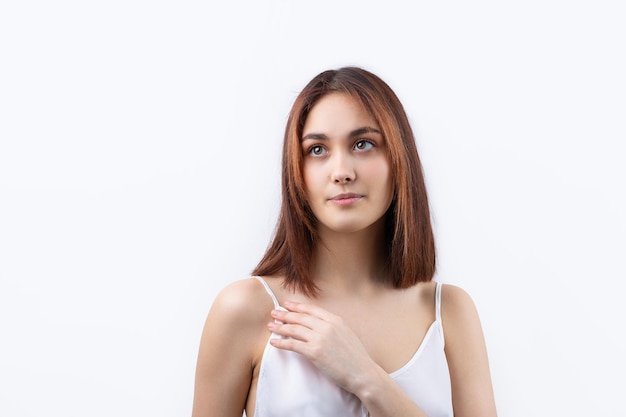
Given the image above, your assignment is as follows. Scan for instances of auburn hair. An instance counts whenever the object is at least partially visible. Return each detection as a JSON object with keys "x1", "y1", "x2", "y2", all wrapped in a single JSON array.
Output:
[{"x1": 252, "y1": 66, "x2": 435, "y2": 296}]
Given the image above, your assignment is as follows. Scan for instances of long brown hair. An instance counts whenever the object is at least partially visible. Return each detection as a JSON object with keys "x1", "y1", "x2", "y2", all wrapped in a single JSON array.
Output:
[{"x1": 252, "y1": 66, "x2": 435, "y2": 296}]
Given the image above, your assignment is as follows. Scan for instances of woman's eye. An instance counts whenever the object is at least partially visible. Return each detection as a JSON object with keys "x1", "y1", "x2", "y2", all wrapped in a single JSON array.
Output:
[
  {"x1": 354, "y1": 140, "x2": 374, "y2": 151},
  {"x1": 309, "y1": 145, "x2": 327, "y2": 156}
]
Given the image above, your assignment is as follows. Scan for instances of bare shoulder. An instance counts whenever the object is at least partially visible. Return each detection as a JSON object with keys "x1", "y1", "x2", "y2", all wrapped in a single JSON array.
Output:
[
  {"x1": 207, "y1": 277, "x2": 275, "y2": 328},
  {"x1": 192, "y1": 277, "x2": 276, "y2": 417},
  {"x1": 440, "y1": 284, "x2": 480, "y2": 320},
  {"x1": 198, "y1": 276, "x2": 278, "y2": 370},
  {"x1": 440, "y1": 283, "x2": 484, "y2": 345}
]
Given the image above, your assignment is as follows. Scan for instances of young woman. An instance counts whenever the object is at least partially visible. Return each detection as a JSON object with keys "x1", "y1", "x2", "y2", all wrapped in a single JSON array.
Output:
[{"x1": 192, "y1": 67, "x2": 497, "y2": 417}]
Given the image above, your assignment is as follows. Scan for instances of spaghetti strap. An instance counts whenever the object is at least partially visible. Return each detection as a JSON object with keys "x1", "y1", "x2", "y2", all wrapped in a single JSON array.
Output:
[
  {"x1": 435, "y1": 282, "x2": 443, "y2": 323},
  {"x1": 253, "y1": 276, "x2": 280, "y2": 309},
  {"x1": 434, "y1": 281, "x2": 445, "y2": 346}
]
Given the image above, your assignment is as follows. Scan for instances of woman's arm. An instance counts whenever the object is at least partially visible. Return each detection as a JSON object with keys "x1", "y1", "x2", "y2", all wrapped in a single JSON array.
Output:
[
  {"x1": 442, "y1": 284, "x2": 498, "y2": 417},
  {"x1": 192, "y1": 280, "x2": 270, "y2": 417}
]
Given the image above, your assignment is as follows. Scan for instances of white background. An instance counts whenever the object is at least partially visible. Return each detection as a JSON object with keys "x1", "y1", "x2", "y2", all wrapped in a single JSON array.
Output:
[{"x1": 1, "y1": 1, "x2": 625, "y2": 416}]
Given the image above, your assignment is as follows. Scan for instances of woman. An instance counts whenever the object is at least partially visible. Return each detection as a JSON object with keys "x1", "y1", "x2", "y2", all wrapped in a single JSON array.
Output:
[{"x1": 192, "y1": 67, "x2": 497, "y2": 416}]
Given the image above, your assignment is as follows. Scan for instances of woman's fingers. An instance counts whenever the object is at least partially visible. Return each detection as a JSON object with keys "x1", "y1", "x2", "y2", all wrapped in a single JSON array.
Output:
[
  {"x1": 268, "y1": 303, "x2": 336, "y2": 353},
  {"x1": 271, "y1": 308, "x2": 328, "y2": 330},
  {"x1": 270, "y1": 301, "x2": 336, "y2": 331},
  {"x1": 268, "y1": 335, "x2": 290, "y2": 350},
  {"x1": 268, "y1": 321, "x2": 315, "y2": 342}
]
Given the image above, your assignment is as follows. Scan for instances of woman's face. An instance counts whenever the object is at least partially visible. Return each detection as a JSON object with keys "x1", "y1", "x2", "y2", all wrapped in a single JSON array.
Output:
[{"x1": 301, "y1": 93, "x2": 393, "y2": 235}]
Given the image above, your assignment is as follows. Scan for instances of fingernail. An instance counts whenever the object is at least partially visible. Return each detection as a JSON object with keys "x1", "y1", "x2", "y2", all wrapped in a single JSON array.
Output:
[
  {"x1": 271, "y1": 309, "x2": 280, "y2": 317},
  {"x1": 284, "y1": 301, "x2": 294, "y2": 308},
  {"x1": 267, "y1": 322, "x2": 275, "y2": 330}
]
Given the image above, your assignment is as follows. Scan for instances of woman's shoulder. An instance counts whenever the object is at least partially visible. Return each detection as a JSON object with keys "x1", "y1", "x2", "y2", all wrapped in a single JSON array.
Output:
[
  {"x1": 207, "y1": 276, "x2": 278, "y2": 328},
  {"x1": 437, "y1": 283, "x2": 486, "y2": 346},
  {"x1": 439, "y1": 283, "x2": 479, "y2": 318}
]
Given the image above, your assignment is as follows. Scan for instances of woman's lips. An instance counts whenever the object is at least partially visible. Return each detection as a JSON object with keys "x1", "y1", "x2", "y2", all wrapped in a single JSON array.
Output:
[{"x1": 329, "y1": 193, "x2": 363, "y2": 206}]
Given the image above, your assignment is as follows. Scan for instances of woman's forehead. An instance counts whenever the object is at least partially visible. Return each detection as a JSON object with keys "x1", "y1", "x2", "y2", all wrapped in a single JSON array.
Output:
[{"x1": 302, "y1": 93, "x2": 379, "y2": 138}]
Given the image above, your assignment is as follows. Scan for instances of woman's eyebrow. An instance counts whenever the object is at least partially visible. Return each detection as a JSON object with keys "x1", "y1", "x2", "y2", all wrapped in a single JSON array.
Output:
[
  {"x1": 301, "y1": 126, "x2": 381, "y2": 142},
  {"x1": 349, "y1": 127, "x2": 381, "y2": 137},
  {"x1": 301, "y1": 133, "x2": 328, "y2": 141}
]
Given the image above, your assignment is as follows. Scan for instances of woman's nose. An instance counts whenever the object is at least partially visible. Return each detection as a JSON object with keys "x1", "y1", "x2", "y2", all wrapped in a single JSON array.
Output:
[{"x1": 330, "y1": 154, "x2": 356, "y2": 184}]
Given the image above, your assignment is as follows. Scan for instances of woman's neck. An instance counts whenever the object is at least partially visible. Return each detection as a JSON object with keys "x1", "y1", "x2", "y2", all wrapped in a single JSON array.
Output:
[{"x1": 311, "y1": 220, "x2": 387, "y2": 294}]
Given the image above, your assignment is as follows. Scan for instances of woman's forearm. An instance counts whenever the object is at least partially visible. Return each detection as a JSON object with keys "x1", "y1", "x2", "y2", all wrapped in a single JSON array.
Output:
[{"x1": 353, "y1": 363, "x2": 428, "y2": 417}]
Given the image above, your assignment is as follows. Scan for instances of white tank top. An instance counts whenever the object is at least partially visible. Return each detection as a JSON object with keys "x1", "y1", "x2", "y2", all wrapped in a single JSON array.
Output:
[{"x1": 252, "y1": 276, "x2": 453, "y2": 417}]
